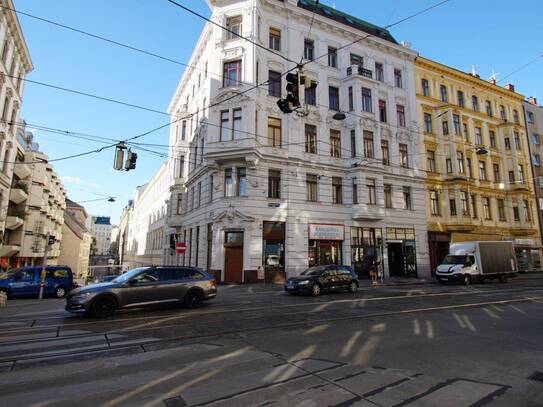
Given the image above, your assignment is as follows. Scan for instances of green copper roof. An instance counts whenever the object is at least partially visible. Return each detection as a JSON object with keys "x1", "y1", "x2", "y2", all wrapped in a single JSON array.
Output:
[{"x1": 297, "y1": 0, "x2": 397, "y2": 44}]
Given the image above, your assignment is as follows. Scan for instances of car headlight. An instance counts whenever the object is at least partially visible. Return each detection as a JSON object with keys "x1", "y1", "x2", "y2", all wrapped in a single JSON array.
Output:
[
  {"x1": 298, "y1": 280, "x2": 310, "y2": 285},
  {"x1": 72, "y1": 292, "x2": 93, "y2": 301}
]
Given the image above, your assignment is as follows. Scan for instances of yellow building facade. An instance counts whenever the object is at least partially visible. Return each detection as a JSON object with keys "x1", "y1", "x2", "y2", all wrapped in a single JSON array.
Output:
[{"x1": 415, "y1": 57, "x2": 541, "y2": 272}]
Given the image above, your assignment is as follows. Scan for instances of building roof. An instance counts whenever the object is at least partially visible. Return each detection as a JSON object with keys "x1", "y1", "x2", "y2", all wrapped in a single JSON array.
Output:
[
  {"x1": 63, "y1": 211, "x2": 88, "y2": 240},
  {"x1": 65, "y1": 198, "x2": 83, "y2": 209},
  {"x1": 297, "y1": 0, "x2": 397, "y2": 44}
]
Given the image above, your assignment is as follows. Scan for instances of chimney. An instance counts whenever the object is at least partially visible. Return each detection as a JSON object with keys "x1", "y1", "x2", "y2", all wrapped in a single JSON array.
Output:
[
  {"x1": 528, "y1": 96, "x2": 538, "y2": 105},
  {"x1": 505, "y1": 83, "x2": 515, "y2": 92}
]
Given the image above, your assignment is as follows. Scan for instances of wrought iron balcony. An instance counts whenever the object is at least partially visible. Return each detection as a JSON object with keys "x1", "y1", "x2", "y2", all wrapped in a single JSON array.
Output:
[{"x1": 346, "y1": 65, "x2": 373, "y2": 79}]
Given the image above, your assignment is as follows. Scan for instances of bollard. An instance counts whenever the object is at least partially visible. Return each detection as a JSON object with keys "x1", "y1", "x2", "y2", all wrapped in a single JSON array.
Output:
[{"x1": 0, "y1": 291, "x2": 7, "y2": 308}]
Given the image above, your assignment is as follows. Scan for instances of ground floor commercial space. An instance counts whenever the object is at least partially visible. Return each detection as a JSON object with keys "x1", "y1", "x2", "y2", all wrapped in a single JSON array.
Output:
[
  {"x1": 165, "y1": 211, "x2": 430, "y2": 283},
  {"x1": 428, "y1": 231, "x2": 542, "y2": 274}
]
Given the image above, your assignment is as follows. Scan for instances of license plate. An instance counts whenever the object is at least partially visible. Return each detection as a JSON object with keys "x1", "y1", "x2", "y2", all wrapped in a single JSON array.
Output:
[
  {"x1": 286, "y1": 284, "x2": 294, "y2": 289},
  {"x1": 441, "y1": 278, "x2": 448, "y2": 281}
]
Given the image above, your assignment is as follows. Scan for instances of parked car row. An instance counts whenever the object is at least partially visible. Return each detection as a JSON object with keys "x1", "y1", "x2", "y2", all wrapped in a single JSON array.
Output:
[{"x1": 0, "y1": 266, "x2": 74, "y2": 299}]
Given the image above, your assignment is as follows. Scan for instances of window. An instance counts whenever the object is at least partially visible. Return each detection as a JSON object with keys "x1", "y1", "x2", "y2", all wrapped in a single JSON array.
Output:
[
  {"x1": 330, "y1": 130, "x2": 341, "y2": 157},
  {"x1": 332, "y1": 177, "x2": 343, "y2": 204},
  {"x1": 500, "y1": 105, "x2": 506, "y2": 120},
  {"x1": 533, "y1": 133, "x2": 540, "y2": 145},
  {"x1": 199, "y1": 138, "x2": 205, "y2": 163},
  {"x1": 513, "y1": 109, "x2": 520, "y2": 124},
  {"x1": 403, "y1": 187, "x2": 412, "y2": 210},
  {"x1": 424, "y1": 113, "x2": 433, "y2": 133},
  {"x1": 427, "y1": 150, "x2": 436, "y2": 172},
  {"x1": 461, "y1": 191, "x2": 469, "y2": 215},
  {"x1": 442, "y1": 121, "x2": 449, "y2": 135},
  {"x1": 1, "y1": 40, "x2": 9, "y2": 64},
  {"x1": 237, "y1": 167, "x2": 247, "y2": 196},
  {"x1": 394, "y1": 69, "x2": 403, "y2": 88},
  {"x1": 457, "y1": 151, "x2": 465, "y2": 173},
  {"x1": 305, "y1": 124, "x2": 317, "y2": 154},
  {"x1": 381, "y1": 140, "x2": 390, "y2": 165},
  {"x1": 363, "y1": 131, "x2": 374, "y2": 158},
  {"x1": 268, "y1": 70, "x2": 281, "y2": 97},
  {"x1": 457, "y1": 90, "x2": 465, "y2": 107},
  {"x1": 453, "y1": 115, "x2": 460, "y2": 134},
  {"x1": 383, "y1": 184, "x2": 392, "y2": 208},
  {"x1": 446, "y1": 158, "x2": 453, "y2": 173},
  {"x1": 471, "y1": 194, "x2": 478, "y2": 219},
  {"x1": 328, "y1": 47, "x2": 337, "y2": 67},
  {"x1": 396, "y1": 104, "x2": 406, "y2": 127},
  {"x1": 304, "y1": 38, "x2": 314, "y2": 60},
  {"x1": 421, "y1": 79, "x2": 430, "y2": 97},
  {"x1": 269, "y1": 27, "x2": 281, "y2": 51},
  {"x1": 505, "y1": 137, "x2": 511, "y2": 150},
  {"x1": 493, "y1": 163, "x2": 501, "y2": 182},
  {"x1": 177, "y1": 156, "x2": 185, "y2": 178},
  {"x1": 305, "y1": 85, "x2": 316, "y2": 105},
  {"x1": 223, "y1": 60, "x2": 241, "y2": 87},
  {"x1": 518, "y1": 164, "x2": 525, "y2": 183},
  {"x1": 196, "y1": 182, "x2": 202, "y2": 208},
  {"x1": 375, "y1": 63, "x2": 384, "y2": 82},
  {"x1": 306, "y1": 174, "x2": 318, "y2": 201},
  {"x1": 534, "y1": 154, "x2": 541, "y2": 166},
  {"x1": 475, "y1": 127, "x2": 482, "y2": 144},
  {"x1": 524, "y1": 200, "x2": 531, "y2": 221},
  {"x1": 350, "y1": 53, "x2": 363, "y2": 66},
  {"x1": 268, "y1": 169, "x2": 280, "y2": 198},
  {"x1": 225, "y1": 168, "x2": 234, "y2": 196},
  {"x1": 350, "y1": 130, "x2": 356, "y2": 158},
  {"x1": 483, "y1": 197, "x2": 491, "y2": 220},
  {"x1": 463, "y1": 123, "x2": 469, "y2": 141},
  {"x1": 513, "y1": 206, "x2": 520, "y2": 221},
  {"x1": 450, "y1": 198, "x2": 457, "y2": 216},
  {"x1": 181, "y1": 120, "x2": 187, "y2": 140},
  {"x1": 399, "y1": 143, "x2": 409, "y2": 168},
  {"x1": 479, "y1": 161, "x2": 487, "y2": 180},
  {"x1": 489, "y1": 130, "x2": 496, "y2": 148},
  {"x1": 209, "y1": 175, "x2": 214, "y2": 202},
  {"x1": 472, "y1": 95, "x2": 479, "y2": 112},
  {"x1": 514, "y1": 132, "x2": 521, "y2": 150},
  {"x1": 268, "y1": 117, "x2": 281, "y2": 147},
  {"x1": 430, "y1": 190, "x2": 440, "y2": 215},
  {"x1": 352, "y1": 179, "x2": 358, "y2": 204},
  {"x1": 498, "y1": 199, "x2": 505, "y2": 221},
  {"x1": 348, "y1": 86, "x2": 354, "y2": 111},
  {"x1": 509, "y1": 170, "x2": 515, "y2": 183},
  {"x1": 329, "y1": 86, "x2": 339, "y2": 111},
  {"x1": 219, "y1": 110, "x2": 230, "y2": 141},
  {"x1": 226, "y1": 16, "x2": 242, "y2": 40},
  {"x1": 361, "y1": 88, "x2": 372, "y2": 112},
  {"x1": 177, "y1": 193, "x2": 183, "y2": 214},
  {"x1": 379, "y1": 100, "x2": 387, "y2": 122},
  {"x1": 440, "y1": 85, "x2": 448, "y2": 102},
  {"x1": 367, "y1": 179, "x2": 376, "y2": 205},
  {"x1": 485, "y1": 100, "x2": 493, "y2": 116},
  {"x1": 527, "y1": 111, "x2": 535, "y2": 123}
]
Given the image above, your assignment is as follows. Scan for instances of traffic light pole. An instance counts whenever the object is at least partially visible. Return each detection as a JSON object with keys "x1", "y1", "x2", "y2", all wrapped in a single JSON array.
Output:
[{"x1": 38, "y1": 232, "x2": 50, "y2": 300}]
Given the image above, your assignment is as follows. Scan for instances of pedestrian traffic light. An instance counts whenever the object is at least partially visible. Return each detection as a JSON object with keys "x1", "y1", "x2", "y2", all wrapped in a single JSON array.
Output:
[
  {"x1": 124, "y1": 149, "x2": 137, "y2": 171},
  {"x1": 113, "y1": 142, "x2": 126, "y2": 171},
  {"x1": 285, "y1": 72, "x2": 300, "y2": 107}
]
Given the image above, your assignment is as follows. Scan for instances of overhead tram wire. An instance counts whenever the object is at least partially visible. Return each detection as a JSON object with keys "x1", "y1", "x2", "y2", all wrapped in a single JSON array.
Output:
[{"x1": 498, "y1": 53, "x2": 543, "y2": 84}]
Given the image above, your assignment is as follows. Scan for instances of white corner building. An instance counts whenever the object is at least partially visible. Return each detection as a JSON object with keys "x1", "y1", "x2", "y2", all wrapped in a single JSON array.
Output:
[{"x1": 165, "y1": 0, "x2": 429, "y2": 282}]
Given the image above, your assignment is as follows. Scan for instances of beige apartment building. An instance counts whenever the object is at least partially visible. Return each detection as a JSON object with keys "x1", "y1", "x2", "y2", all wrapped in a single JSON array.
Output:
[{"x1": 415, "y1": 56, "x2": 541, "y2": 273}]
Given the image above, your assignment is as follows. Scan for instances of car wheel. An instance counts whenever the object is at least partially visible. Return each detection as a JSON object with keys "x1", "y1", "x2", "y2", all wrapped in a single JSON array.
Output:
[
  {"x1": 311, "y1": 283, "x2": 321, "y2": 296},
  {"x1": 184, "y1": 290, "x2": 204, "y2": 308},
  {"x1": 55, "y1": 286, "x2": 66, "y2": 298},
  {"x1": 463, "y1": 275, "x2": 471, "y2": 286},
  {"x1": 90, "y1": 296, "x2": 117, "y2": 318},
  {"x1": 348, "y1": 281, "x2": 358, "y2": 293}
]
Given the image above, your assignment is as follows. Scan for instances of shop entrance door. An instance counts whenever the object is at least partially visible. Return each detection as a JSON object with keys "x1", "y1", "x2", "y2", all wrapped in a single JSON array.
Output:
[
  {"x1": 388, "y1": 242, "x2": 404, "y2": 277},
  {"x1": 224, "y1": 231, "x2": 243, "y2": 283}
]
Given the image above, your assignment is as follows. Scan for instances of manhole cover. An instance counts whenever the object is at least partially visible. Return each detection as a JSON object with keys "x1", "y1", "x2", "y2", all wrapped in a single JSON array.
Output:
[
  {"x1": 527, "y1": 371, "x2": 543, "y2": 383},
  {"x1": 163, "y1": 395, "x2": 188, "y2": 407}
]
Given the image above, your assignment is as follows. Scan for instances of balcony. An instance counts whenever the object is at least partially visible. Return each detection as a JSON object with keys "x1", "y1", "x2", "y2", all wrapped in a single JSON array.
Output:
[
  {"x1": 346, "y1": 65, "x2": 373, "y2": 79},
  {"x1": 13, "y1": 162, "x2": 31, "y2": 179},
  {"x1": 352, "y1": 204, "x2": 385, "y2": 220},
  {"x1": 0, "y1": 244, "x2": 21, "y2": 257},
  {"x1": 5, "y1": 215, "x2": 24, "y2": 230},
  {"x1": 9, "y1": 187, "x2": 28, "y2": 204}
]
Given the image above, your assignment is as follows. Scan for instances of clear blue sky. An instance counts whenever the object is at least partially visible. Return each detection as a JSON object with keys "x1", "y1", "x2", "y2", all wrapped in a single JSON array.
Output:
[{"x1": 14, "y1": 0, "x2": 543, "y2": 224}]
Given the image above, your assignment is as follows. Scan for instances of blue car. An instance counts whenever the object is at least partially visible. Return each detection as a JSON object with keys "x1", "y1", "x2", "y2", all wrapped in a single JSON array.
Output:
[{"x1": 0, "y1": 266, "x2": 74, "y2": 299}]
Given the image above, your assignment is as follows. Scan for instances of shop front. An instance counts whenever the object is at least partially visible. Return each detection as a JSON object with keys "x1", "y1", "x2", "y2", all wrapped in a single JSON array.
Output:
[
  {"x1": 351, "y1": 227, "x2": 383, "y2": 279},
  {"x1": 262, "y1": 221, "x2": 285, "y2": 283},
  {"x1": 308, "y1": 224, "x2": 344, "y2": 267},
  {"x1": 386, "y1": 227, "x2": 417, "y2": 277},
  {"x1": 511, "y1": 238, "x2": 542, "y2": 273}
]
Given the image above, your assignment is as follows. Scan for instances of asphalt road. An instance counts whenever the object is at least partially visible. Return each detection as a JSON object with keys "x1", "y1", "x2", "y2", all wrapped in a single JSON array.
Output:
[{"x1": 1, "y1": 277, "x2": 543, "y2": 406}]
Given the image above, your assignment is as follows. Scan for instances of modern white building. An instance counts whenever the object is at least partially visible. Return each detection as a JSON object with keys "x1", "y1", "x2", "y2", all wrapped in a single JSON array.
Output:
[
  {"x1": 164, "y1": 0, "x2": 429, "y2": 282},
  {"x1": 89, "y1": 216, "x2": 113, "y2": 256}
]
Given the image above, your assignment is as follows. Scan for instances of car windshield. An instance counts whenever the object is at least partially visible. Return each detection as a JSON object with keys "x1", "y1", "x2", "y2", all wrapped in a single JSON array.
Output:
[
  {"x1": 0, "y1": 268, "x2": 25, "y2": 279},
  {"x1": 442, "y1": 255, "x2": 469, "y2": 265},
  {"x1": 300, "y1": 266, "x2": 326, "y2": 276},
  {"x1": 112, "y1": 267, "x2": 150, "y2": 283}
]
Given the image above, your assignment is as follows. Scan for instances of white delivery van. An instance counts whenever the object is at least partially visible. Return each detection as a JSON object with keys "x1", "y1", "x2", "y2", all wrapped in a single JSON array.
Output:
[{"x1": 436, "y1": 241, "x2": 517, "y2": 285}]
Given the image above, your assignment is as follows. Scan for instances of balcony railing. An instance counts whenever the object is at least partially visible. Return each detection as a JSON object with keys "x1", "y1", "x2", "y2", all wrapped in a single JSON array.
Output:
[{"x1": 346, "y1": 65, "x2": 373, "y2": 79}]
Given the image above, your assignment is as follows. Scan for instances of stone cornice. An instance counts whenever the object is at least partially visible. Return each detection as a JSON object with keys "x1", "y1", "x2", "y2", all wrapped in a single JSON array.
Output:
[{"x1": 0, "y1": 0, "x2": 32, "y2": 72}]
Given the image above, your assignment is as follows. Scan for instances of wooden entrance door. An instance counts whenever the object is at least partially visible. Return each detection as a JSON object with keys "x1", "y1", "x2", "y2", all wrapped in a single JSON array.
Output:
[{"x1": 224, "y1": 231, "x2": 243, "y2": 283}]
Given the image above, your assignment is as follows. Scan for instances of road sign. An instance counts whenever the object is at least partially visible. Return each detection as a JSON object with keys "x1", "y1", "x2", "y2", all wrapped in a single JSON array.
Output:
[{"x1": 176, "y1": 242, "x2": 186, "y2": 254}]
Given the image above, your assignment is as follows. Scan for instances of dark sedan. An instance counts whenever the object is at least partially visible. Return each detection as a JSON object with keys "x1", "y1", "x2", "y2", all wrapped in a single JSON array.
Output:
[
  {"x1": 284, "y1": 265, "x2": 359, "y2": 296},
  {"x1": 66, "y1": 266, "x2": 217, "y2": 317}
]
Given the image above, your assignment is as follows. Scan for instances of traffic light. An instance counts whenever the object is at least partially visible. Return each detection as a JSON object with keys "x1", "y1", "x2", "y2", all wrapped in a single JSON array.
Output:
[
  {"x1": 48, "y1": 236, "x2": 56, "y2": 246},
  {"x1": 113, "y1": 142, "x2": 126, "y2": 170},
  {"x1": 285, "y1": 72, "x2": 300, "y2": 107},
  {"x1": 124, "y1": 149, "x2": 137, "y2": 171},
  {"x1": 277, "y1": 98, "x2": 293, "y2": 114}
]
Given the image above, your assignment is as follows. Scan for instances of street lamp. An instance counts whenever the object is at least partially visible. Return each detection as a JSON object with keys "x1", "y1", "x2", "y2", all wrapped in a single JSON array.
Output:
[
  {"x1": 475, "y1": 147, "x2": 488, "y2": 155},
  {"x1": 332, "y1": 111, "x2": 346, "y2": 120}
]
